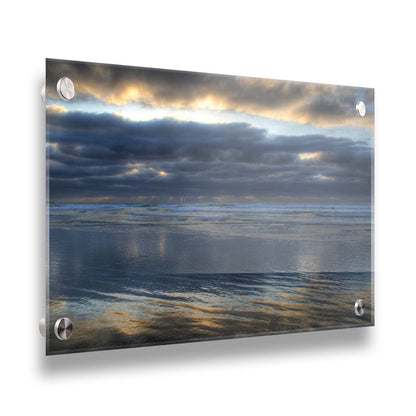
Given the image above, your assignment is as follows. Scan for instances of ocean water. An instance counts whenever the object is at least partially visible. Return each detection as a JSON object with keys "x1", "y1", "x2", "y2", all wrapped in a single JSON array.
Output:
[{"x1": 47, "y1": 204, "x2": 373, "y2": 354}]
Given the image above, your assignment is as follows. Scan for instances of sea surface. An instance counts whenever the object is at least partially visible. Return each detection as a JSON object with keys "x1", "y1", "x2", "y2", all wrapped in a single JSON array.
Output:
[{"x1": 47, "y1": 204, "x2": 373, "y2": 354}]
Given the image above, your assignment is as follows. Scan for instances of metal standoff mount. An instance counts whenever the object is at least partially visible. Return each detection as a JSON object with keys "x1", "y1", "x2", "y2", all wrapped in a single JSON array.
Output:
[
  {"x1": 40, "y1": 84, "x2": 46, "y2": 103},
  {"x1": 54, "y1": 317, "x2": 73, "y2": 340},
  {"x1": 355, "y1": 101, "x2": 366, "y2": 117},
  {"x1": 39, "y1": 317, "x2": 46, "y2": 337},
  {"x1": 57, "y1": 77, "x2": 75, "y2": 101},
  {"x1": 354, "y1": 299, "x2": 365, "y2": 316}
]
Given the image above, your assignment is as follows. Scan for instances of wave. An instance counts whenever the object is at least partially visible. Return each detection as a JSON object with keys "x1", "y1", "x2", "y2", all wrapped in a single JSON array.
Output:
[
  {"x1": 130, "y1": 212, "x2": 179, "y2": 217},
  {"x1": 48, "y1": 203, "x2": 371, "y2": 217},
  {"x1": 315, "y1": 211, "x2": 370, "y2": 217},
  {"x1": 157, "y1": 203, "x2": 370, "y2": 209},
  {"x1": 168, "y1": 206, "x2": 371, "y2": 217},
  {"x1": 49, "y1": 204, "x2": 135, "y2": 211}
]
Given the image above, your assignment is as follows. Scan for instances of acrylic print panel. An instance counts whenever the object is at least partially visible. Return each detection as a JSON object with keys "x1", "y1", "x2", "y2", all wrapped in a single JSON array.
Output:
[{"x1": 45, "y1": 59, "x2": 374, "y2": 355}]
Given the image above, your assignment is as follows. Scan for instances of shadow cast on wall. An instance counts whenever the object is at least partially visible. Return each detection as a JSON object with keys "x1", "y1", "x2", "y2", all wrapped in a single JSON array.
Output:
[{"x1": 40, "y1": 326, "x2": 372, "y2": 375}]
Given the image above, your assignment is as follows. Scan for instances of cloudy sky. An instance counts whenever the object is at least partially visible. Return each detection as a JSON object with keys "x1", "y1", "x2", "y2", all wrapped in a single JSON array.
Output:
[{"x1": 46, "y1": 59, "x2": 374, "y2": 204}]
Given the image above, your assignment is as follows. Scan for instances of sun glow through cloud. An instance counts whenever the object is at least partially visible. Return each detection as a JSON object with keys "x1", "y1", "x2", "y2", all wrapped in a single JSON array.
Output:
[
  {"x1": 46, "y1": 104, "x2": 67, "y2": 113},
  {"x1": 314, "y1": 174, "x2": 334, "y2": 181},
  {"x1": 299, "y1": 152, "x2": 321, "y2": 160},
  {"x1": 114, "y1": 105, "x2": 231, "y2": 126}
]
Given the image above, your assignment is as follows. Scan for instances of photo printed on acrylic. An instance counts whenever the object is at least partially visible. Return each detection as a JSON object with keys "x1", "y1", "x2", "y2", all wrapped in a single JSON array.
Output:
[{"x1": 45, "y1": 59, "x2": 374, "y2": 354}]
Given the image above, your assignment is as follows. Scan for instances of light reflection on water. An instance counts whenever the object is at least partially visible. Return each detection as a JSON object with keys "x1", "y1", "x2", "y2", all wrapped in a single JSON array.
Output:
[
  {"x1": 48, "y1": 272, "x2": 372, "y2": 354},
  {"x1": 47, "y1": 204, "x2": 373, "y2": 354}
]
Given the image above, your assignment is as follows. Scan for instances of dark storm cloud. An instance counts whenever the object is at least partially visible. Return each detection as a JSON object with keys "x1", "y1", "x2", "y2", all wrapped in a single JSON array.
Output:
[
  {"x1": 46, "y1": 59, "x2": 374, "y2": 128},
  {"x1": 46, "y1": 109, "x2": 372, "y2": 203}
]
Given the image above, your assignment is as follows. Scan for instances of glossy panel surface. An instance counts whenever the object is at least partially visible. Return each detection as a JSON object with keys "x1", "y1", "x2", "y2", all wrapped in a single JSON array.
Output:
[{"x1": 46, "y1": 59, "x2": 374, "y2": 354}]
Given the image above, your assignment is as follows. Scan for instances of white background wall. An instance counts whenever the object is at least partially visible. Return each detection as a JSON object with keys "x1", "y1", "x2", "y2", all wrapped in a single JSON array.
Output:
[{"x1": 1, "y1": 1, "x2": 415, "y2": 414}]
